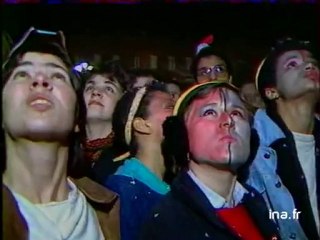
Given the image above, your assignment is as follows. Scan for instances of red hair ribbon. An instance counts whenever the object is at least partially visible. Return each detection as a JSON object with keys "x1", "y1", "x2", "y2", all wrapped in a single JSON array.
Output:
[{"x1": 196, "y1": 34, "x2": 214, "y2": 55}]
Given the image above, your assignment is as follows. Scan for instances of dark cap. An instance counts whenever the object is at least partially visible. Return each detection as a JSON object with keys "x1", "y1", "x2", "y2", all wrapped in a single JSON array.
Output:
[
  {"x1": 2, "y1": 27, "x2": 79, "y2": 90},
  {"x1": 255, "y1": 37, "x2": 319, "y2": 98}
]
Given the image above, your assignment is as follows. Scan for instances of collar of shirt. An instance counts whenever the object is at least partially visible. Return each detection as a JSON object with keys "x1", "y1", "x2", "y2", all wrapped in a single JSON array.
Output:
[{"x1": 188, "y1": 170, "x2": 248, "y2": 209}]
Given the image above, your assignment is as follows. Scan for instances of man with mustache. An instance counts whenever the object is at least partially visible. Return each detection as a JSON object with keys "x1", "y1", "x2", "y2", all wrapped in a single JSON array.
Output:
[
  {"x1": 247, "y1": 38, "x2": 320, "y2": 239},
  {"x1": 140, "y1": 81, "x2": 280, "y2": 240},
  {"x1": 2, "y1": 27, "x2": 120, "y2": 240}
]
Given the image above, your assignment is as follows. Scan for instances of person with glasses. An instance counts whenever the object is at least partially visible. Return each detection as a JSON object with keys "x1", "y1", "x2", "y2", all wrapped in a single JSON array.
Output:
[
  {"x1": 2, "y1": 27, "x2": 120, "y2": 240},
  {"x1": 190, "y1": 34, "x2": 233, "y2": 84},
  {"x1": 246, "y1": 38, "x2": 320, "y2": 239}
]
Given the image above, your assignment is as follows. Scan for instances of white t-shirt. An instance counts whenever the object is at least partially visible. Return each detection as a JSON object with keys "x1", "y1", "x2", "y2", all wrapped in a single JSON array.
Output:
[
  {"x1": 293, "y1": 131, "x2": 319, "y2": 234},
  {"x1": 10, "y1": 178, "x2": 104, "y2": 240}
]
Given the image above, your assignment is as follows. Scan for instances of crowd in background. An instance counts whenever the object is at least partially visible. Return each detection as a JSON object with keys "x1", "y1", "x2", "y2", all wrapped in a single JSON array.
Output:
[{"x1": 2, "y1": 25, "x2": 319, "y2": 240}]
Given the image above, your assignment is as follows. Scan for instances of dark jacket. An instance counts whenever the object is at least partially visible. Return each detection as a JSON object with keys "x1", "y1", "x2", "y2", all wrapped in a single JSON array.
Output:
[
  {"x1": 2, "y1": 177, "x2": 120, "y2": 240},
  {"x1": 140, "y1": 171, "x2": 280, "y2": 240}
]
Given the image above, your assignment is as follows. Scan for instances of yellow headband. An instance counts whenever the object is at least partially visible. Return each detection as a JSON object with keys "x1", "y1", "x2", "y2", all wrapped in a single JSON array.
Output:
[
  {"x1": 173, "y1": 81, "x2": 239, "y2": 116},
  {"x1": 255, "y1": 57, "x2": 267, "y2": 91},
  {"x1": 124, "y1": 86, "x2": 147, "y2": 145}
]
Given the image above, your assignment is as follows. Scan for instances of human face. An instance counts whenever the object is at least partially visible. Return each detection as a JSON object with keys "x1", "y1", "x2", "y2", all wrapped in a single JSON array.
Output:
[
  {"x1": 275, "y1": 50, "x2": 319, "y2": 99},
  {"x1": 196, "y1": 55, "x2": 230, "y2": 84},
  {"x1": 166, "y1": 83, "x2": 181, "y2": 102},
  {"x1": 184, "y1": 88, "x2": 250, "y2": 171},
  {"x1": 145, "y1": 91, "x2": 175, "y2": 142},
  {"x1": 83, "y1": 74, "x2": 123, "y2": 122},
  {"x1": 240, "y1": 83, "x2": 265, "y2": 108},
  {"x1": 2, "y1": 52, "x2": 76, "y2": 141},
  {"x1": 133, "y1": 76, "x2": 155, "y2": 89}
]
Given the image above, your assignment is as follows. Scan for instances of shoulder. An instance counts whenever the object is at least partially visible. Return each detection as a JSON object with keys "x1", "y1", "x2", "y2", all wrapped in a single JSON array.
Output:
[
  {"x1": 70, "y1": 177, "x2": 119, "y2": 205},
  {"x1": 2, "y1": 184, "x2": 29, "y2": 240}
]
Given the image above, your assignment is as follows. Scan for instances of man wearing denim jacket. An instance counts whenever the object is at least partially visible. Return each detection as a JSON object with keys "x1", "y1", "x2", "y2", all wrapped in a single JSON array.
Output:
[{"x1": 246, "y1": 38, "x2": 320, "y2": 240}]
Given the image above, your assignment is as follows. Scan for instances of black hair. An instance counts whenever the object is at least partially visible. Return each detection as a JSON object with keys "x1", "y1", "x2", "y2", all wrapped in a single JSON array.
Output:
[
  {"x1": 190, "y1": 46, "x2": 233, "y2": 81},
  {"x1": 112, "y1": 81, "x2": 168, "y2": 156},
  {"x1": 80, "y1": 60, "x2": 130, "y2": 92},
  {"x1": 257, "y1": 37, "x2": 319, "y2": 106},
  {"x1": 127, "y1": 68, "x2": 157, "y2": 89}
]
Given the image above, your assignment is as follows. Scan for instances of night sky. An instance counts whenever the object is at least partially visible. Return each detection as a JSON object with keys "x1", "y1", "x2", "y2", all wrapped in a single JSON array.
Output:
[
  {"x1": 2, "y1": 3, "x2": 319, "y2": 84},
  {"x1": 3, "y1": 3, "x2": 319, "y2": 44}
]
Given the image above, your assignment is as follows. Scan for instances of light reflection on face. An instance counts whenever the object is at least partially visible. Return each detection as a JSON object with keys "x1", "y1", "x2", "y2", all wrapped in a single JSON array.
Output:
[
  {"x1": 2, "y1": 52, "x2": 77, "y2": 141},
  {"x1": 184, "y1": 87, "x2": 250, "y2": 171}
]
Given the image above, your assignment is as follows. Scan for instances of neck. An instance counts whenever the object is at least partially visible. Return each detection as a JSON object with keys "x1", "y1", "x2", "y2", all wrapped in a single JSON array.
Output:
[
  {"x1": 276, "y1": 93, "x2": 317, "y2": 134},
  {"x1": 3, "y1": 136, "x2": 69, "y2": 204},
  {"x1": 189, "y1": 161, "x2": 237, "y2": 201},
  {"x1": 86, "y1": 120, "x2": 112, "y2": 140},
  {"x1": 135, "y1": 140, "x2": 165, "y2": 180}
]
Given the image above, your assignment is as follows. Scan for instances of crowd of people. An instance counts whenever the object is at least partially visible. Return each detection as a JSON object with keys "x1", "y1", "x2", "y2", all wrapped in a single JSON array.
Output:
[{"x1": 2, "y1": 26, "x2": 319, "y2": 240}]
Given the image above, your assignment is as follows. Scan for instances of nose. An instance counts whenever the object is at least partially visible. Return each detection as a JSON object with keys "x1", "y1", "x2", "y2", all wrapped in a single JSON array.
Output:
[
  {"x1": 220, "y1": 113, "x2": 235, "y2": 129},
  {"x1": 305, "y1": 62, "x2": 316, "y2": 71},
  {"x1": 30, "y1": 73, "x2": 53, "y2": 91},
  {"x1": 209, "y1": 71, "x2": 218, "y2": 80},
  {"x1": 92, "y1": 88, "x2": 102, "y2": 98}
]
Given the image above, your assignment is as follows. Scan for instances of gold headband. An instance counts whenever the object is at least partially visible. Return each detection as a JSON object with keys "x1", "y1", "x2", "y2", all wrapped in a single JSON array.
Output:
[
  {"x1": 255, "y1": 57, "x2": 267, "y2": 91},
  {"x1": 124, "y1": 87, "x2": 147, "y2": 145}
]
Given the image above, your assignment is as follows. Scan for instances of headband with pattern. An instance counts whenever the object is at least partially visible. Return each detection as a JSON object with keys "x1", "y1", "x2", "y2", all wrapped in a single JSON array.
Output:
[{"x1": 124, "y1": 86, "x2": 147, "y2": 145}]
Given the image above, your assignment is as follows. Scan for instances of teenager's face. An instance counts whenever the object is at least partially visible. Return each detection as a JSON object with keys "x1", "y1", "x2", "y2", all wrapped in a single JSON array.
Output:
[
  {"x1": 83, "y1": 74, "x2": 123, "y2": 122},
  {"x1": 196, "y1": 55, "x2": 230, "y2": 84},
  {"x1": 184, "y1": 88, "x2": 250, "y2": 170},
  {"x1": 275, "y1": 50, "x2": 320, "y2": 99},
  {"x1": 2, "y1": 52, "x2": 77, "y2": 141},
  {"x1": 145, "y1": 91, "x2": 175, "y2": 142}
]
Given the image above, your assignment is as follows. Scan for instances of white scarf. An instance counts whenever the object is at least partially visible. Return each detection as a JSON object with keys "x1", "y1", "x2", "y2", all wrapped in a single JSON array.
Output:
[{"x1": 10, "y1": 179, "x2": 104, "y2": 240}]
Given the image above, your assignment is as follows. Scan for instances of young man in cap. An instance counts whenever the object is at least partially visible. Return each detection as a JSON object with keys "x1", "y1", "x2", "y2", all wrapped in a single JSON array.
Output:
[
  {"x1": 2, "y1": 27, "x2": 119, "y2": 240},
  {"x1": 140, "y1": 81, "x2": 280, "y2": 240},
  {"x1": 246, "y1": 38, "x2": 320, "y2": 239}
]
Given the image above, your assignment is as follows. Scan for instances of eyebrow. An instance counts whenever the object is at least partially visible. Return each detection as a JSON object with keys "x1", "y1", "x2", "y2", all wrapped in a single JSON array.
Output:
[
  {"x1": 197, "y1": 64, "x2": 226, "y2": 70},
  {"x1": 17, "y1": 61, "x2": 68, "y2": 72},
  {"x1": 229, "y1": 104, "x2": 246, "y2": 111},
  {"x1": 86, "y1": 79, "x2": 120, "y2": 89}
]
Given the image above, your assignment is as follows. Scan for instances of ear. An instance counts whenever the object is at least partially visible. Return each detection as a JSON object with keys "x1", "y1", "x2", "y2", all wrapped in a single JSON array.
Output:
[
  {"x1": 132, "y1": 117, "x2": 152, "y2": 135},
  {"x1": 264, "y1": 87, "x2": 279, "y2": 100}
]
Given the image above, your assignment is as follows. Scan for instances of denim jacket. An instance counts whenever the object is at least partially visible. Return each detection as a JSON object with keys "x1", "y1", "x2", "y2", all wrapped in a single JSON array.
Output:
[{"x1": 246, "y1": 109, "x2": 311, "y2": 240}]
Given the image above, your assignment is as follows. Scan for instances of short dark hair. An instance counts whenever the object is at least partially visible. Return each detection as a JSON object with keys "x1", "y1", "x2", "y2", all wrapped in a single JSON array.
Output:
[
  {"x1": 81, "y1": 60, "x2": 130, "y2": 92},
  {"x1": 127, "y1": 68, "x2": 157, "y2": 89},
  {"x1": 256, "y1": 37, "x2": 319, "y2": 105},
  {"x1": 112, "y1": 81, "x2": 168, "y2": 156},
  {"x1": 190, "y1": 46, "x2": 233, "y2": 81}
]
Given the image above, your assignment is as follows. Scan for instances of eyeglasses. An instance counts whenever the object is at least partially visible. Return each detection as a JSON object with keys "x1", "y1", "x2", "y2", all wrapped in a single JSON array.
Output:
[{"x1": 197, "y1": 64, "x2": 227, "y2": 77}]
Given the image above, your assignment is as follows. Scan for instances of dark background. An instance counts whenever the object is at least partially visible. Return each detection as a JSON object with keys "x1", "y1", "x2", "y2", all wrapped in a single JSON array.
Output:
[{"x1": 2, "y1": 3, "x2": 319, "y2": 85}]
